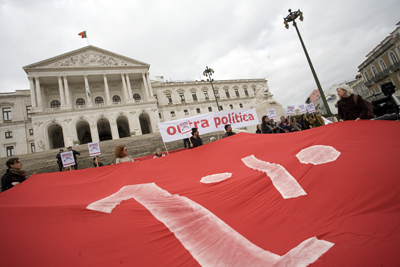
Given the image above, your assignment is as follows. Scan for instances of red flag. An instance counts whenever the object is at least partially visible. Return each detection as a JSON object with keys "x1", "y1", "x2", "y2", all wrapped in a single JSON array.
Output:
[{"x1": 78, "y1": 31, "x2": 87, "y2": 38}]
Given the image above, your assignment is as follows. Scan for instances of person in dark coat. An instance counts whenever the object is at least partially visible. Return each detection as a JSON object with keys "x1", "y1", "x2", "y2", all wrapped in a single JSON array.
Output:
[
  {"x1": 336, "y1": 84, "x2": 370, "y2": 121},
  {"x1": 255, "y1": 124, "x2": 262, "y2": 134},
  {"x1": 189, "y1": 128, "x2": 203, "y2": 149},
  {"x1": 299, "y1": 114, "x2": 311, "y2": 130},
  {"x1": 1, "y1": 158, "x2": 26, "y2": 192},
  {"x1": 261, "y1": 115, "x2": 276, "y2": 134},
  {"x1": 56, "y1": 148, "x2": 64, "y2": 172},
  {"x1": 67, "y1": 146, "x2": 80, "y2": 169},
  {"x1": 278, "y1": 116, "x2": 294, "y2": 133},
  {"x1": 223, "y1": 124, "x2": 236, "y2": 138}
]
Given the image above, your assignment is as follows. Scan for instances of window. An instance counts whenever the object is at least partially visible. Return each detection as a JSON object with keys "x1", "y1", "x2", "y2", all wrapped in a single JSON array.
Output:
[
  {"x1": 76, "y1": 98, "x2": 85, "y2": 106},
  {"x1": 389, "y1": 52, "x2": 399, "y2": 64},
  {"x1": 379, "y1": 59, "x2": 387, "y2": 71},
  {"x1": 235, "y1": 89, "x2": 239, "y2": 97},
  {"x1": 6, "y1": 146, "x2": 14, "y2": 157},
  {"x1": 219, "y1": 106, "x2": 223, "y2": 110},
  {"x1": 203, "y1": 91, "x2": 209, "y2": 99},
  {"x1": 112, "y1": 95, "x2": 121, "y2": 103},
  {"x1": 244, "y1": 88, "x2": 249, "y2": 96},
  {"x1": 364, "y1": 72, "x2": 370, "y2": 81},
  {"x1": 31, "y1": 143, "x2": 35, "y2": 153},
  {"x1": 192, "y1": 92, "x2": 197, "y2": 101},
  {"x1": 95, "y1": 97, "x2": 104, "y2": 105},
  {"x1": 371, "y1": 66, "x2": 378, "y2": 76},
  {"x1": 133, "y1": 94, "x2": 141, "y2": 101},
  {"x1": 5, "y1": 131, "x2": 12, "y2": 138},
  {"x1": 196, "y1": 108, "x2": 201, "y2": 114},
  {"x1": 29, "y1": 129, "x2": 34, "y2": 136},
  {"x1": 253, "y1": 88, "x2": 256, "y2": 95},
  {"x1": 184, "y1": 110, "x2": 189, "y2": 115},
  {"x1": 50, "y1": 100, "x2": 61, "y2": 108},
  {"x1": 230, "y1": 104, "x2": 234, "y2": 109},
  {"x1": 208, "y1": 107, "x2": 212, "y2": 112},
  {"x1": 159, "y1": 113, "x2": 162, "y2": 118},
  {"x1": 214, "y1": 90, "x2": 220, "y2": 99},
  {"x1": 225, "y1": 90, "x2": 230, "y2": 98},
  {"x1": 170, "y1": 111, "x2": 175, "y2": 117},
  {"x1": 239, "y1": 103, "x2": 243, "y2": 108},
  {"x1": 166, "y1": 94, "x2": 172, "y2": 103},
  {"x1": 3, "y1": 107, "x2": 11, "y2": 120},
  {"x1": 154, "y1": 95, "x2": 158, "y2": 101},
  {"x1": 26, "y1": 106, "x2": 32, "y2": 119},
  {"x1": 179, "y1": 93, "x2": 185, "y2": 102}
]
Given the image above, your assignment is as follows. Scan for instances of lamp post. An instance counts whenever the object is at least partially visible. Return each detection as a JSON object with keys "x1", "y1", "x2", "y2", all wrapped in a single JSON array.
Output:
[
  {"x1": 203, "y1": 66, "x2": 221, "y2": 111},
  {"x1": 284, "y1": 9, "x2": 333, "y2": 118}
]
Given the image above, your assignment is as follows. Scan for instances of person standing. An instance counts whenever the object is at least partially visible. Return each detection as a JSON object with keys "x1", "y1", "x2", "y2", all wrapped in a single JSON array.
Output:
[
  {"x1": 261, "y1": 115, "x2": 276, "y2": 134},
  {"x1": 67, "y1": 146, "x2": 81, "y2": 169},
  {"x1": 309, "y1": 112, "x2": 325, "y2": 128},
  {"x1": 1, "y1": 158, "x2": 26, "y2": 192},
  {"x1": 56, "y1": 148, "x2": 64, "y2": 172},
  {"x1": 114, "y1": 145, "x2": 134, "y2": 163},
  {"x1": 189, "y1": 128, "x2": 203, "y2": 149},
  {"x1": 278, "y1": 116, "x2": 294, "y2": 133},
  {"x1": 336, "y1": 84, "x2": 370, "y2": 121},
  {"x1": 299, "y1": 114, "x2": 311, "y2": 130},
  {"x1": 223, "y1": 124, "x2": 236, "y2": 138}
]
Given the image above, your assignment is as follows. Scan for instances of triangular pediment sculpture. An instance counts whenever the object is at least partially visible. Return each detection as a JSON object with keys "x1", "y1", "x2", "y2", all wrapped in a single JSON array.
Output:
[{"x1": 23, "y1": 45, "x2": 149, "y2": 71}]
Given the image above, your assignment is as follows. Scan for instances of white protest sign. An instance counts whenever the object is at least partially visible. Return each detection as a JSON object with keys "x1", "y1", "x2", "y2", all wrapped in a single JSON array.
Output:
[
  {"x1": 306, "y1": 103, "x2": 316, "y2": 113},
  {"x1": 88, "y1": 142, "x2": 101, "y2": 156},
  {"x1": 287, "y1": 105, "x2": 295, "y2": 116},
  {"x1": 178, "y1": 120, "x2": 192, "y2": 135},
  {"x1": 158, "y1": 109, "x2": 259, "y2": 143},
  {"x1": 299, "y1": 104, "x2": 307, "y2": 114},
  {"x1": 321, "y1": 116, "x2": 333, "y2": 124},
  {"x1": 267, "y1": 109, "x2": 277, "y2": 119},
  {"x1": 61, "y1": 151, "x2": 75, "y2": 167}
]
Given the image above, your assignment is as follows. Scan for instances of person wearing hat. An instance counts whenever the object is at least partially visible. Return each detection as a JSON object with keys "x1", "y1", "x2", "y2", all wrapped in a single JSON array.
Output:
[
  {"x1": 67, "y1": 146, "x2": 81, "y2": 170},
  {"x1": 223, "y1": 124, "x2": 236, "y2": 138},
  {"x1": 56, "y1": 148, "x2": 64, "y2": 172},
  {"x1": 189, "y1": 128, "x2": 203, "y2": 149}
]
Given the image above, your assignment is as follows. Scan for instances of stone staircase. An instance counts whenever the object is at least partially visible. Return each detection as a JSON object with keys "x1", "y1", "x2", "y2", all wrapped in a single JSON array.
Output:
[{"x1": 0, "y1": 131, "x2": 225, "y2": 179}]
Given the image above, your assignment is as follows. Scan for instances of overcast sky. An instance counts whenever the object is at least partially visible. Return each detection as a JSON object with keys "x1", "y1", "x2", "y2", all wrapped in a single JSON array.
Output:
[{"x1": 0, "y1": 0, "x2": 399, "y2": 107}]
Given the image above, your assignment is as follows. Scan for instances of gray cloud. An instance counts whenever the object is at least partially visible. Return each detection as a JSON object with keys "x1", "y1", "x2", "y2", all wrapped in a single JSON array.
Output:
[{"x1": 1, "y1": 0, "x2": 399, "y2": 108}]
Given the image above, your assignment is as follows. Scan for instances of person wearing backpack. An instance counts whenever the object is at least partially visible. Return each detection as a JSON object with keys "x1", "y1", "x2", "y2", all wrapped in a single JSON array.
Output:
[{"x1": 336, "y1": 84, "x2": 372, "y2": 121}]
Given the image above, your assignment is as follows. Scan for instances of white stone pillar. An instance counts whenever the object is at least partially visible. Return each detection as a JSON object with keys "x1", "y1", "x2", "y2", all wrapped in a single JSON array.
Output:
[
  {"x1": 125, "y1": 74, "x2": 133, "y2": 99},
  {"x1": 103, "y1": 74, "x2": 111, "y2": 105},
  {"x1": 110, "y1": 122, "x2": 119, "y2": 140},
  {"x1": 34, "y1": 76, "x2": 43, "y2": 107},
  {"x1": 121, "y1": 73, "x2": 128, "y2": 101},
  {"x1": 63, "y1": 76, "x2": 71, "y2": 105},
  {"x1": 146, "y1": 73, "x2": 154, "y2": 97},
  {"x1": 28, "y1": 77, "x2": 37, "y2": 108},
  {"x1": 57, "y1": 76, "x2": 66, "y2": 105},
  {"x1": 90, "y1": 124, "x2": 99, "y2": 143},
  {"x1": 142, "y1": 73, "x2": 150, "y2": 98},
  {"x1": 84, "y1": 75, "x2": 93, "y2": 107}
]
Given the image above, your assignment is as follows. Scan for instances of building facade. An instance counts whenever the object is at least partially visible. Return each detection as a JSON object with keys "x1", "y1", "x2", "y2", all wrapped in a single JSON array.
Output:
[
  {"x1": 358, "y1": 22, "x2": 400, "y2": 95},
  {"x1": 0, "y1": 46, "x2": 279, "y2": 157}
]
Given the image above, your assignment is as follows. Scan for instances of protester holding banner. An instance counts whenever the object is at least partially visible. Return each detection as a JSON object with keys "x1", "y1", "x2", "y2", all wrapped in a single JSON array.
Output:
[
  {"x1": 67, "y1": 146, "x2": 80, "y2": 170},
  {"x1": 56, "y1": 148, "x2": 64, "y2": 172},
  {"x1": 309, "y1": 113, "x2": 325, "y2": 128},
  {"x1": 336, "y1": 84, "x2": 370, "y2": 121},
  {"x1": 1, "y1": 158, "x2": 26, "y2": 192},
  {"x1": 278, "y1": 116, "x2": 294, "y2": 133},
  {"x1": 261, "y1": 115, "x2": 276, "y2": 134},
  {"x1": 223, "y1": 124, "x2": 236, "y2": 138},
  {"x1": 299, "y1": 114, "x2": 311, "y2": 130},
  {"x1": 114, "y1": 145, "x2": 134, "y2": 163},
  {"x1": 189, "y1": 128, "x2": 203, "y2": 149}
]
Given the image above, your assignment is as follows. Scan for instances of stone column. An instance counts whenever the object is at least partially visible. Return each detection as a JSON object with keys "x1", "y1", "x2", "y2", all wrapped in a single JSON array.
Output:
[
  {"x1": 125, "y1": 74, "x2": 133, "y2": 99},
  {"x1": 121, "y1": 73, "x2": 128, "y2": 101},
  {"x1": 146, "y1": 72, "x2": 154, "y2": 97},
  {"x1": 63, "y1": 76, "x2": 71, "y2": 105},
  {"x1": 34, "y1": 76, "x2": 43, "y2": 107},
  {"x1": 28, "y1": 77, "x2": 37, "y2": 108},
  {"x1": 90, "y1": 124, "x2": 99, "y2": 143},
  {"x1": 57, "y1": 76, "x2": 66, "y2": 105},
  {"x1": 103, "y1": 74, "x2": 111, "y2": 105},
  {"x1": 110, "y1": 122, "x2": 119, "y2": 140},
  {"x1": 83, "y1": 75, "x2": 93, "y2": 107},
  {"x1": 142, "y1": 73, "x2": 150, "y2": 98}
]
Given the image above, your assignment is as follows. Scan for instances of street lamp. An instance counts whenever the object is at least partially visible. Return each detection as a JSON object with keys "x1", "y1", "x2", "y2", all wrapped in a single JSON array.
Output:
[
  {"x1": 203, "y1": 66, "x2": 221, "y2": 111},
  {"x1": 284, "y1": 9, "x2": 333, "y2": 118}
]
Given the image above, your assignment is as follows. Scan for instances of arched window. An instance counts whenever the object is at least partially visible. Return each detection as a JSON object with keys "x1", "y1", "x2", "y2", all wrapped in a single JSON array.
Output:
[
  {"x1": 76, "y1": 98, "x2": 85, "y2": 106},
  {"x1": 95, "y1": 97, "x2": 104, "y2": 105},
  {"x1": 133, "y1": 94, "x2": 141, "y2": 101},
  {"x1": 364, "y1": 72, "x2": 370, "y2": 81},
  {"x1": 379, "y1": 59, "x2": 387, "y2": 71},
  {"x1": 371, "y1": 66, "x2": 378, "y2": 76},
  {"x1": 51, "y1": 100, "x2": 61, "y2": 108},
  {"x1": 389, "y1": 52, "x2": 399, "y2": 64},
  {"x1": 112, "y1": 95, "x2": 121, "y2": 103}
]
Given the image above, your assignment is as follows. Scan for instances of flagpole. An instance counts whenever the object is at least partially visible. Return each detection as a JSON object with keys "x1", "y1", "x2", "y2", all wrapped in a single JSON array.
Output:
[{"x1": 163, "y1": 142, "x2": 169, "y2": 155}]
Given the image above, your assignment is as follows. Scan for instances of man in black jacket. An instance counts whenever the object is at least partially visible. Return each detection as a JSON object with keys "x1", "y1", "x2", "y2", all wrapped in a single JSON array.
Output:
[
  {"x1": 1, "y1": 158, "x2": 26, "y2": 192},
  {"x1": 189, "y1": 128, "x2": 203, "y2": 149}
]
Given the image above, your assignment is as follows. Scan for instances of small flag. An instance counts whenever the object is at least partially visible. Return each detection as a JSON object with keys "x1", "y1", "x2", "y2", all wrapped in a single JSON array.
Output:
[{"x1": 78, "y1": 31, "x2": 87, "y2": 38}]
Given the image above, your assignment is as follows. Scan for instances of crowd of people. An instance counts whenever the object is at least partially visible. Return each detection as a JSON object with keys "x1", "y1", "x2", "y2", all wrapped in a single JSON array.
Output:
[{"x1": 1, "y1": 84, "x2": 372, "y2": 192}]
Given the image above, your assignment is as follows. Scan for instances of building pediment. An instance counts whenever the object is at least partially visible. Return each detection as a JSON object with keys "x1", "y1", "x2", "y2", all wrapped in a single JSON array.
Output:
[{"x1": 23, "y1": 45, "x2": 149, "y2": 72}]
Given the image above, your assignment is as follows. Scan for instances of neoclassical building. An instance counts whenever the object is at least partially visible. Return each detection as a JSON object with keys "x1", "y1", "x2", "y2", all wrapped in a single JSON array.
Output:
[{"x1": 0, "y1": 46, "x2": 280, "y2": 157}]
